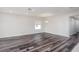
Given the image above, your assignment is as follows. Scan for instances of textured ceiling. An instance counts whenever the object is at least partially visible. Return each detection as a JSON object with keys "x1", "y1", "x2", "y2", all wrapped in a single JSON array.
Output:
[{"x1": 0, "y1": 7, "x2": 79, "y2": 17}]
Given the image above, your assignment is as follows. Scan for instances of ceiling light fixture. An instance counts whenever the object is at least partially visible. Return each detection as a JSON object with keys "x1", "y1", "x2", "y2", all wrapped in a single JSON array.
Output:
[{"x1": 25, "y1": 8, "x2": 33, "y2": 15}]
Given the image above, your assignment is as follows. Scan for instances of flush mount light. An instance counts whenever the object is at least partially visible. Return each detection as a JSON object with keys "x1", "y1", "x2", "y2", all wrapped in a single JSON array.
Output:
[
  {"x1": 25, "y1": 8, "x2": 33, "y2": 15},
  {"x1": 27, "y1": 8, "x2": 33, "y2": 11}
]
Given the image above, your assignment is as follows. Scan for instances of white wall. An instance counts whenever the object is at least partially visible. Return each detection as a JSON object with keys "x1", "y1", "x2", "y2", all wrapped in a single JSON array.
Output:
[
  {"x1": 0, "y1": 13, "x2": 43, "y2": 38},
  {"x1": 43, "y1": 11, "x2": 79, "y2": 37},
  {"x1": 43, "y1": 15, "x2": 70, "y2": 37},
  {"x1": 0, "y1": 12, "x2": 79, "y2": 38}
]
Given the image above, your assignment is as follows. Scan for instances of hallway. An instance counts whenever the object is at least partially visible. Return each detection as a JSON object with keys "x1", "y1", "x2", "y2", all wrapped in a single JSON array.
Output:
[{"x1": 71, "y1": 33, "x2": 79, "y2": 52}]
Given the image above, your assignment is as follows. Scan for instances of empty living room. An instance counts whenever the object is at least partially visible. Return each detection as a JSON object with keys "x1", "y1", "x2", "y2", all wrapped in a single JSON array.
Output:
[{"x1": 0, "y1": 7, "x2": 79, "y2": 52}]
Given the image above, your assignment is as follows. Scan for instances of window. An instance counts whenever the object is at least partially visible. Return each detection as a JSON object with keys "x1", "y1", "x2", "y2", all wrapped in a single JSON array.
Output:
[{"x1": 35, "y1": 24, "x2": 41, "y2": 30}]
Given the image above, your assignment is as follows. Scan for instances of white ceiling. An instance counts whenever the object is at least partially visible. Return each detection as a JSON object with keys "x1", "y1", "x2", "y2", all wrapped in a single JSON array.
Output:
[{"x1": 0, "y1": 7, "x2": 79, "y2": 17}]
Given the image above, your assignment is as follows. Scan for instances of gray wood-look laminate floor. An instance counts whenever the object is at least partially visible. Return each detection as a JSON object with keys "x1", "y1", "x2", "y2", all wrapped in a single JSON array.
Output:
[{"x1": 0, "y1": 32, "x2": 76, "y2": 52}]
